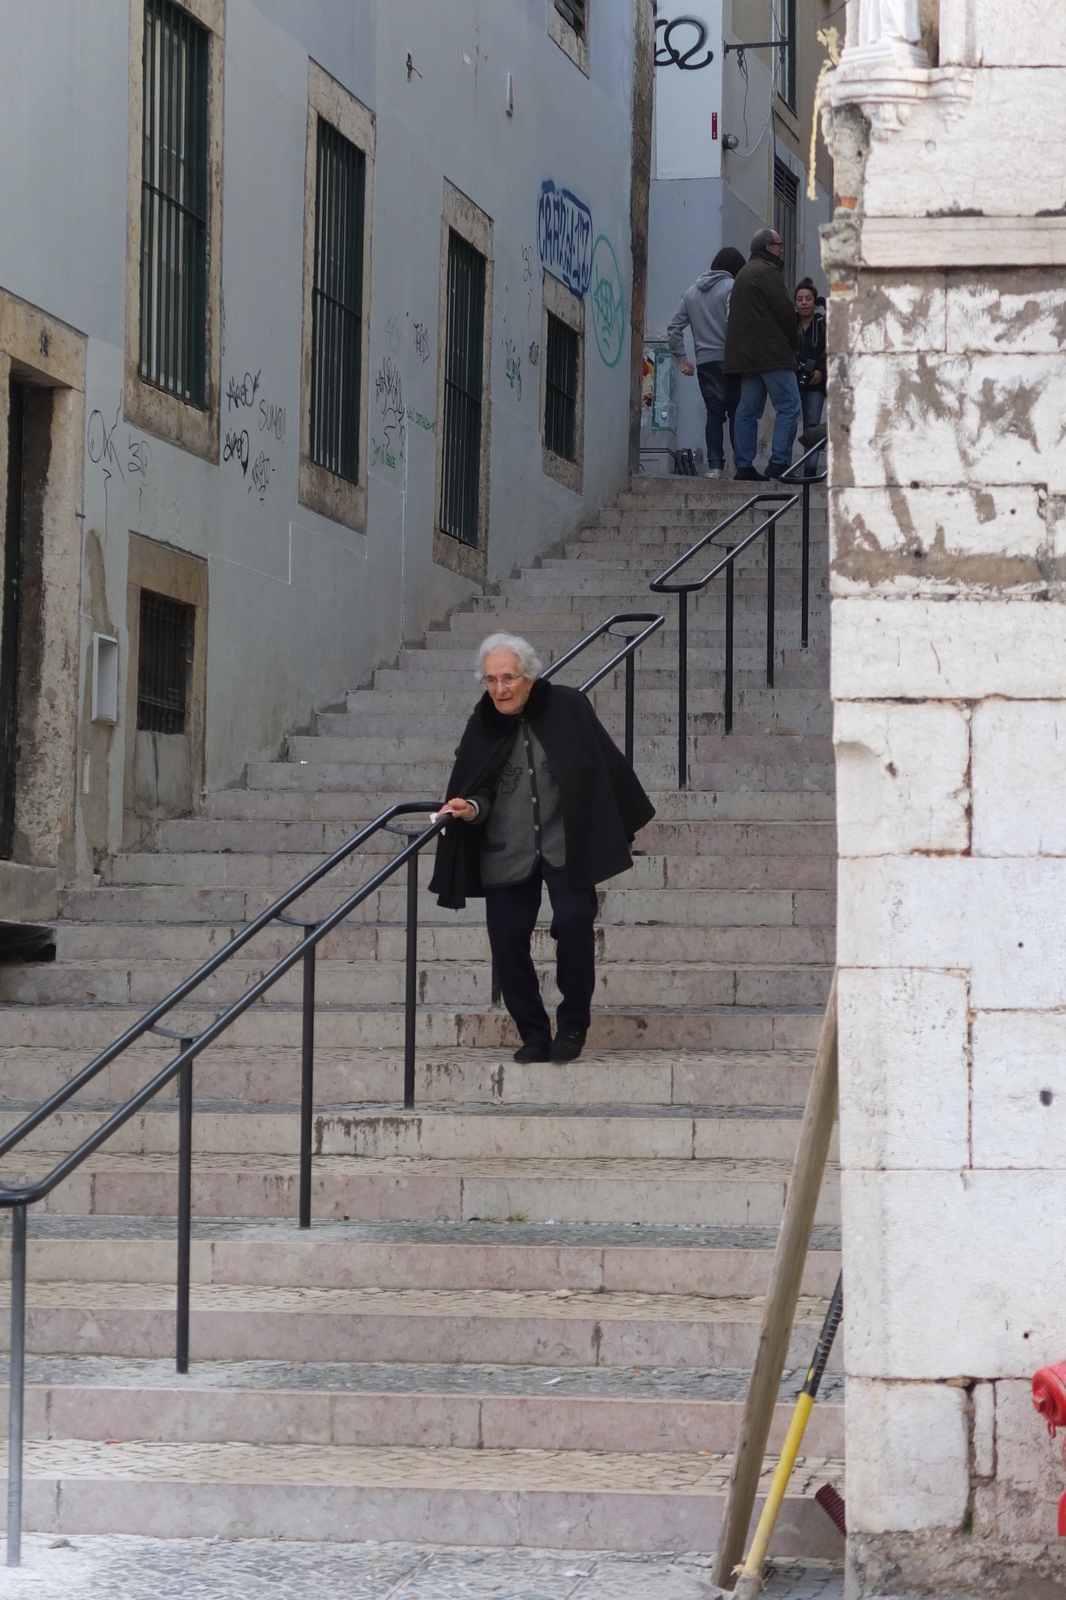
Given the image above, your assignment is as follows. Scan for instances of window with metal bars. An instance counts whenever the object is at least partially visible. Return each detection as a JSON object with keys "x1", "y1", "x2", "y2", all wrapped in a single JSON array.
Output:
[
  {"x1": 440, "y1": 230, "x2": 487, "y2": 548},
  {"x1": 137, "y1": 590, "x2": 194, "y2": 735},
  {"x1": 774, "y1": 160, "x2": 799, "y2": 294},
  {"x1": 544, "y1": 314, "x2": 579, "y2": 463},
  {"x1": 781, "y1": 0, "x2": 797, "y2": 108},
  {"x1": 310, "y1": 119, "x2": 366, "y2": 484},
  {"x1": 139, "y1": 0, "x2": 209, "y2": 409},
  {"x1": 555, "y1": 0, "x2": 586, "y2": 36}
]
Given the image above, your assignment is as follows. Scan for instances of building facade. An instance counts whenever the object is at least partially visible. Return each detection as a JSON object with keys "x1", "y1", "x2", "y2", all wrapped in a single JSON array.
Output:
[
  {"x1": 0, "y1": 0, "x2": 649, "y2": 920},
  {"x1": 820, "y1": 0, "x2": 1066, "y2": 1591},
  {"x1": 645, "y1": 0, "x2": 835, "y2": 465}
]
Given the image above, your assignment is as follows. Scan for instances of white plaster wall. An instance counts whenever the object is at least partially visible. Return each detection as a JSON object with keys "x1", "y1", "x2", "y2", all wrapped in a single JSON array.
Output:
[{"x1": 0, "y1": 0, "x2": 639, "y2": 865}]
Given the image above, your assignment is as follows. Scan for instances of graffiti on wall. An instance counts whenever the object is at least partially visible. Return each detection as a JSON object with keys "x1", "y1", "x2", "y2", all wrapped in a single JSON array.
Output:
[
  {"x1": 536, "y1": 181, "x2": 593, "y2": 298},
  {"x1": 504, "y1": 338, "x2": 522, "y2": 400},
  {"x1": 590, "y1": 235, "x2": 625, "y2": 368}
]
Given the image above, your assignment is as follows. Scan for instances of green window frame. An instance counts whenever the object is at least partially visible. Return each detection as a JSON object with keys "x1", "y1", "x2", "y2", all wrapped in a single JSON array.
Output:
[
  {"x1": 544, "y1": 313, "x2": 579, "y2": 463},
  {"x1": 440, "y1": 230, "x2": 487, "y2": 548},
  {"x1": 139, "y1": 0, "x2": 209, "y2": 409},
  {"x1": 310, "y1": 119, "x2": 367, "y2": 485}
]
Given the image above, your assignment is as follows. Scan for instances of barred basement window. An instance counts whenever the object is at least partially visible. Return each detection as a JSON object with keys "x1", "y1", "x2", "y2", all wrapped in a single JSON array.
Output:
[
  {"x1": 139, "y1": 0, "x2": 209, "y2": 409},
  {"x1": 310, "y1": 119, "x2": 367, "y2": 484},
  {"x1": 137, "y1": 589, "x2": 195, "y2": 734},
  {"x1": 774, "y1": 159, "x2": 799, "y2": 293},
  {"x1": 555, "y1": 0, "x2": 586, "y2": 37},
  {"x1": 440, "y1": 230, "x2": 487, "y2": 548},
  {"x1": 544, "y1": 313, "x2": 579, "y2": 463}
]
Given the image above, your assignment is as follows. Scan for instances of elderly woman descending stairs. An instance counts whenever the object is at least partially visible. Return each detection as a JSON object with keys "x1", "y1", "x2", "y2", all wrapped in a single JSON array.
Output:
[{"x1": 431, "y1": 632, "x2": 655, "y2": 1064}]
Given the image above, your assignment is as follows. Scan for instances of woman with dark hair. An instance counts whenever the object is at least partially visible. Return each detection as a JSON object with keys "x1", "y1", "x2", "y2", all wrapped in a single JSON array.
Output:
[
  {"x1": 795, "y1": 277, "x2": 827, "y2": 477},
  {"x1": 667, "y1": 246, "x2": 746, "y2": 477}
]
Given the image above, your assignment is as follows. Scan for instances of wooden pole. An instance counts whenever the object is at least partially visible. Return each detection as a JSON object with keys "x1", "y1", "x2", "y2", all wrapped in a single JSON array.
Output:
[{"x1": 711, "y1": 974, "x2": 839, "y2": 1591}]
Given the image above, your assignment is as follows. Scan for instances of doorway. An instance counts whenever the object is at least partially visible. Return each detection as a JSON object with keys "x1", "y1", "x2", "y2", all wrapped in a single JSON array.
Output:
[{"x1": 1, "y1": 378, "x2": 53, "y2": 861}]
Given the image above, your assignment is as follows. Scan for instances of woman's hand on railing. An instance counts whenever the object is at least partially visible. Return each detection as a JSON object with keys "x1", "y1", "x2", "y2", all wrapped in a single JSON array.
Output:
[{"x1": 436, "y1": 798, "x2": 478, "y2": 822}]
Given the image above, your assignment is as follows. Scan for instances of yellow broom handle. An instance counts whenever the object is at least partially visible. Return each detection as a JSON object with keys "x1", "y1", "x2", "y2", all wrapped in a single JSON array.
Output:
[{"x1": 739, "y1": 1391, "x2": 815, "y2": 1579}]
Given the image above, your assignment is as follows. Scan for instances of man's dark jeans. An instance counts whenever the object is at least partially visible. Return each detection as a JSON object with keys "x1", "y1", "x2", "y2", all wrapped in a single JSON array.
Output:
[
  {"x1": 484, "y1": 861, "x2": 597, "y2": 1047},
  {"x1": 696, "y1": 361, "x2": 741, "y2": 471}
]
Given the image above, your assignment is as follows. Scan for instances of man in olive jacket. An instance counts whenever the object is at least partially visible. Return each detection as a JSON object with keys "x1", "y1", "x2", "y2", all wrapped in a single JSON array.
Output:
[{"x1": 723, "y1": 227, "x2": 802, "y2": 480}]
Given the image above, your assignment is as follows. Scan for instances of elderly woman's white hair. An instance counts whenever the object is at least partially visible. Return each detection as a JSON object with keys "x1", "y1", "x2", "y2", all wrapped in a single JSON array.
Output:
[{"x1": 476, "y1": 632, "x2": 543, "y2": 683}]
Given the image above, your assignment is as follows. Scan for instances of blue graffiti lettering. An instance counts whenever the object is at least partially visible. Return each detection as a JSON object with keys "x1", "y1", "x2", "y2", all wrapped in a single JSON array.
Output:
[{"x1": 536, "y1": 181, "x2": 593, "y2": 298}]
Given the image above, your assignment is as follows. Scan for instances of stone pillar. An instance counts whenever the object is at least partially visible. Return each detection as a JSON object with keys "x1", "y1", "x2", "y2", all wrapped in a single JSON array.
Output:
[{"x1": 819, "y1": 6, "x2": 1066, "y2": 1594}]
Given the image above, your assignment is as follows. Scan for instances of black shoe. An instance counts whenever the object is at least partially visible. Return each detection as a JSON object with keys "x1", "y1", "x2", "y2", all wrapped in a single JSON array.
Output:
[
  {"x1": 765, "y1": 459, "x2": 789, "y2": 479},
  {"x1": 550, "y1": 1029, "x2": 587, "y2": 1063},
  {"x1": 514, "y1": 1040, "x2": 551, "y2": 1063},
  {"x1": 734, "y1": 465, "x2": 766, "y2": 481}
]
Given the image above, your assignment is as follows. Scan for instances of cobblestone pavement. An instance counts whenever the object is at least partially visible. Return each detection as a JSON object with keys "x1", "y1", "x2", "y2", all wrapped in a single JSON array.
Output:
[{"x1": 0, "y1": 1535, "x2": 844, "y2": 1600}]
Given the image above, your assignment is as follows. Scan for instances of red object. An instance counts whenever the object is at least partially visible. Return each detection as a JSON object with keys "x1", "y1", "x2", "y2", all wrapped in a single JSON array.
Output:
[
  {"x1": 815, "y1": 1483, "x2": 847, "y2": 1537},
  {"x1": 1032, "y1": 1362, "x2": 1066, "y2": 1536},
  {"x1": 1033, "y1": 1362, "x2": 1066, "y2": 1434},
  {"x1": 711, "y1": 112, "x2": 718, "y2": 139}
]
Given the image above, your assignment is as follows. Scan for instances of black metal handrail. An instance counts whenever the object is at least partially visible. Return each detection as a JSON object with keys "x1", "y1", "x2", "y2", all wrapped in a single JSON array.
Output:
[
  {"x1": 779, "y1": 438, "x2": 828, "y2": 652},
  {"x1": 649, "y1": 442, "x2": 827, "y2": 786},
  {"x1": 0, "y1": 608, "x2": 661, "y2": 1566},
  {"x1": 542, "y1": 611, "x2": 665, "y2": 765}
]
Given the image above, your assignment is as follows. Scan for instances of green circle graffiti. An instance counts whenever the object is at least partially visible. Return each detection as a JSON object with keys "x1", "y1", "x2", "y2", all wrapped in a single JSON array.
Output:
[{"x1": 590, "y1": 234, "x2": 625, "y2": 368}]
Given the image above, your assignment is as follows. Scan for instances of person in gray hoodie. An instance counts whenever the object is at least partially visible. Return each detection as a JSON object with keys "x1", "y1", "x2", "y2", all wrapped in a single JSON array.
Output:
[{"x1": 667, "y1": 246, "x2": 746, "y2": 476}]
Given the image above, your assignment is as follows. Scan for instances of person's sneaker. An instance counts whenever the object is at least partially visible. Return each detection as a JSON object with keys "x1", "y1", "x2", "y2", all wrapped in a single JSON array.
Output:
[
  {"x1": 513, "y1": 1040, "x2": 551, "y2": 1063},
  {"x1": 704, "y1": 468, "x2": 723, "y2": 479},
  {"x1": 550, "y1": 1029, "x2": 587, "y2": 1063},
  {"x1": 765, "y1": 459, "x2": 789, "y2": 478},
  {"x1": 734, "y1": 465, "x2": 766, "y2": 481}
]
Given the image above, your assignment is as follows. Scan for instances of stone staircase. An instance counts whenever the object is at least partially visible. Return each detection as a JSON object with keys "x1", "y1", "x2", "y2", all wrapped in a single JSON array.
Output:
[{"x1": 0, "y1": 477, "x2": 841, "y2": 1556}]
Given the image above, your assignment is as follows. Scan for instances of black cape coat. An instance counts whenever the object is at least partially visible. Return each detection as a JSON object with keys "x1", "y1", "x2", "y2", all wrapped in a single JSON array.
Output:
[{"x1": 428, "y1": 679, "x2": 656, "y2": 910}]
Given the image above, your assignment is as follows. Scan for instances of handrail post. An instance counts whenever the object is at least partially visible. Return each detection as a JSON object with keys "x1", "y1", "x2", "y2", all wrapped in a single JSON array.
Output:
[
  {"x1": 6, "y1": 1202, "x2": 26, "y2": 1566},
  {"x1": 624, "y1": 646, "x2": 635, "y2": 768},
  {"x1": 677, "y1": 591, "x2": 688, "y2": 790},
  {"x1": 725, "y1": 558, "x2": 734, "y2": 736},
  {"x1": 801, "y1": 476, "x2": 811, "y2": 649},
  {"x1": 299, "y1": 927, "x2": 317, "y2": 1230},
  {"x1": 766, "y1": 519, "x2": 776, "y2": 689},
  {"x1": 176, "y1": 1035, "x2": 194, "y2": 1373},
  {"x1": 404, "y1": 846, "x2": 419, "y2": 1109}
]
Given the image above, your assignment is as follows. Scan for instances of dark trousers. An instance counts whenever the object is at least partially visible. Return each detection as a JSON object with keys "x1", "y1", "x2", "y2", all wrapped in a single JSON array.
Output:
[
  {"x1": 696, "y1": 361, "x2": 741, "y2": 471},
  {"x1": 484, "y1": 861, "x2": 597, "y2": 1046}
]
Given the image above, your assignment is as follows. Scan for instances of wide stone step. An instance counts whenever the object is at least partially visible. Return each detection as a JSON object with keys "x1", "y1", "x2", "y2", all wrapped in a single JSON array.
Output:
[
  {"x1": 0, "y1": 1147, "x2": 838, "y2": 1224},
  {"x1": 99, "y1": 848, "x2": 833, "y2": 894},
  {"x1": 0, "y1": 1278, "x2": 839, "y2": 1366},
  {"x1": 0, "y1": 1100, "x2": 835, "y2": 1164},
  {"x1": 5, "y1": 1352, "x2": 843, "y2": 1455},
  {"x1": 0, "y1": 1048, "x2": 821, "y2": 1112},
  {"x1": 152, "y1": 815, "x2": 835, "y2": 858},
  {"x1": 3, "y1": 1435, "x2": 844, "y2": 1553},
  {"x1": 281, "y1": 731, "x2": 832, "y2": 767},
  {"x1": 1, "y1": 1214, "x2": 841, "y2": 1296},
  {"x1": 51, "y1": 918, "x2": 834, "y2": 970},
  {"x1": 57, "y1": 881, "x2": 834, "y2": 931},
  {"x1": 198, "y1": 787, "x2": 837, "y2": 823},
  {"x1": 0, "y1": 1000, "x2": 825, "y2": 1053},
  {"x1": 1, "y1": 957, "x2": 833, "y2": 1011}
]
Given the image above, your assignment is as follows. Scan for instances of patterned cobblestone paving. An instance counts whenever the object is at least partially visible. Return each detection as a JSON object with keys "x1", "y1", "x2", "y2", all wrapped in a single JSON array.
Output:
[{"x1": 0, "y1": 1535, "x2": 844, "y2": 1599}]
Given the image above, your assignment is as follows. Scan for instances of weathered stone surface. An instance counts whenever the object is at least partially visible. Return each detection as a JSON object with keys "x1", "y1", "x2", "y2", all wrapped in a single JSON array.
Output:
[
  {"x1": 972, "y1": 700, "x2": 1066, "y2": 856},
  {"x1": 830, "y1": 351, "x2": 1066, "y2": 491},
  {"x1": 838, "y1": 968, "x2": 969, "y2": 1171},
  {"x1": 945, "y1": 271, "x2": 1066, "y2": 355},
  {"x1": 859, "y1": 70, "x2": 1066, "y2": 219},
  {"x1": 832, "y1": 598, "x2": 1066, "y2": 700},
  {"x1": 828, "y1": 273, "x2": 946, "y2": 354},
  {"x1": 834, "y1": 701, "x2": 970, "y2": 854},
  {"x1": 971, "y1": 1010, "x2": 1066, "y2": 1169},
  {"x1": 844, "y1": 1377, "x2": 969, "y2": 1533},
  {"x1": 829, "y1": 484, "x2": 1054, "y2": 597},
  {"x1": 840, "y1": 1168, "x2": 1066, "y2": 1377}
]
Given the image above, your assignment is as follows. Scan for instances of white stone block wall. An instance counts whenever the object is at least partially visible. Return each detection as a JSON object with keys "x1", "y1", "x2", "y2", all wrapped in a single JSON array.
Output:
[{"x1": 822, "y1": 5, "x2": 1066, "y2": 1591}]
